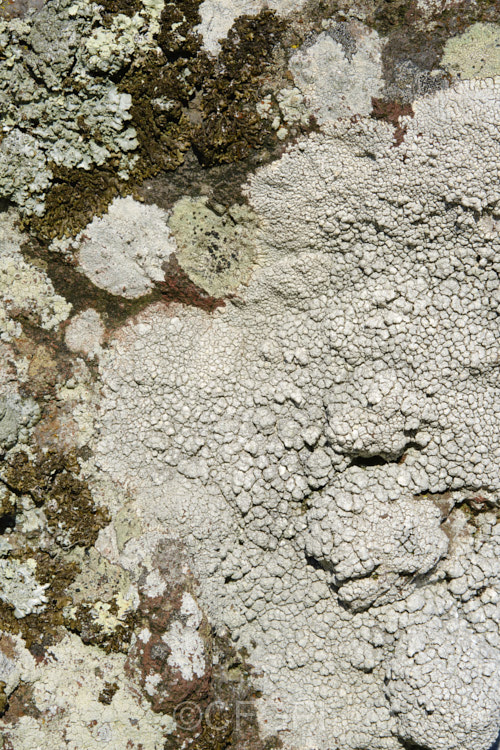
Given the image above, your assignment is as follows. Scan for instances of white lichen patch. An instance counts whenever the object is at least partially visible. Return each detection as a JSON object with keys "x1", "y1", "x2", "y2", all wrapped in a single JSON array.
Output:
[
  {"x1": 0, "y1": 633, "x2": 36, "y2": 698},
  {"x1": 168, "y1": 197, "x2": 257, "y2": 296},
  {"x1": 276, "y1": 87, "x2": 310, "y2": 127},
  {"x1": 0, "y1": 211, "x2": 71, "y2": 340},
  {"x1": 0, "y1": 633, "x2": 174, "y2": 750},
  {"x1": 76, "y1": 196, "x2": 176, "y2": 298},
  {"x1": 289, "y1": 24, "x2": 384, "y2": 125},
  {"x1": 163, "y1": 593, "x2": 206, "y2": 681},
  {"x1": 64, "y1": 309, "x2": 105, "y2": 359},
  {"x1": 93, "y1": 79, "x2": 500, "y2": 750},
  {"x1": 0, "y1": 557, "x2": 48, "y2": 618},
  {"x1": 441, "y1": 22, "x2": 500, "y2": 80}
]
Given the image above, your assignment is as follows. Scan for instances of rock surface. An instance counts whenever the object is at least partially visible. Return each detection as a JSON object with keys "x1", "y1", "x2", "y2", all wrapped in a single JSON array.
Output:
[{"x1": 0, "y1": 2, "x2": 499, "y2": 750}]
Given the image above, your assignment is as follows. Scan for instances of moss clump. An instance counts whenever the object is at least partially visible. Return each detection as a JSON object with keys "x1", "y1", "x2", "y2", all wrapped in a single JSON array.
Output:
[
  {"x1": 193, "y1": 10, "x2": 287, "y2": 166},
  {"x1": 26, "y1": 160, "x2": 125, "y2": 243},
  {"x1": 117, "y1": 51, "x2": 193, "y2": 177},
  {"x1": 3, "y1": 450, "x2": 109, "y2": 549},
  {"x1": 157, "y1": 0, "x2": 204, "y2": 59}
]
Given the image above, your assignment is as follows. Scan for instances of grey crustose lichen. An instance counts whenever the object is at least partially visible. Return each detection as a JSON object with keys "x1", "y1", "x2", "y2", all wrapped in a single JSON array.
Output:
[{"x1": 92, "y1": 79, "x2": 500, "y2": 750}]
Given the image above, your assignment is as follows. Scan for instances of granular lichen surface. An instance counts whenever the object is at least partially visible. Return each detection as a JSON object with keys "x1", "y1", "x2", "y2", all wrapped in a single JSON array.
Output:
[{"x1": 0, "y1": 2, "x2": 499, "y2": 750}]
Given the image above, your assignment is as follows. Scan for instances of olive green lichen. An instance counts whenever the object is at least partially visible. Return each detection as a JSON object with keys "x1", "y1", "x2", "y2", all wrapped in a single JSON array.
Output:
[
  {"x1": 27, "y1": 161, "x2": 127, "y2": 242},
  {"x1": 2, "y1": 450, "x2": 109, "y2": 549},
  {"x1": 441, "y1": 21, "x2": 500, "y2": 78},
  {"x1": 168, "y1": 198, "x2": 257, "y2": 296}
]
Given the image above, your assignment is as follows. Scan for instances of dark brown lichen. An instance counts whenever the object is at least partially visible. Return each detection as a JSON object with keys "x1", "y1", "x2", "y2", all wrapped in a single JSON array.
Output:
[
  {"x1": 26, "y1": 160, "x2": 125, "y2": 243},
  {"x1": 3, "y1": 450, "x2": 109, "y2": 549},
  {"x1": 371, "y1": 97, "x2": 414, "y2": 146},
  {"x1": 98, "y1": 0, "x2": 141, "y2": 18},
  {"x1": 192, "y1": 10, "x2": 287, "y2": 166},
  {"x1": 25, "y1": 2, "x2": 291, "y2": 242},
  {"x1": 98, "y1": 681, "x2": 119, "y2": 705}
]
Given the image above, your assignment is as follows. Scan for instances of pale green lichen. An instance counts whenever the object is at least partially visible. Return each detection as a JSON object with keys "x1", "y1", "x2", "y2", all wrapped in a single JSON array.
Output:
[
  {"x1": 0, "y1": 0, "x2": 163, "y2": 216},
  {"x1": 0, "y1": 395, "x2": 39, "y2": 454},
  {"x1": 168, "y1": 197, "x2": 257, "y2": 296},
  {"x1": 83, "y1": 0, "x2": 165, "y2": 74},
  {"x1": 441, "y1": 23, "x2": 500, "y2": 80},
  {"x1": 0, "y1": 212, "x2": 71, "y2": 339},
  {"x1": 2, "y1": 633, "x2": 174, "y2": 749},
  {"x1": 277, "y1": 87, "x2": 310, "y2": 127}
]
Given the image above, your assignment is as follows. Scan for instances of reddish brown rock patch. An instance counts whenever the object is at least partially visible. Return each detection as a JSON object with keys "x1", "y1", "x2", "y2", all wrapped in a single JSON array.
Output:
[
  {"x1": 160, "y1": 255, "x2": 226, "y2": 313},
  {"x1": 371, "y1": 97, "x2": 414, "y2": 146}
]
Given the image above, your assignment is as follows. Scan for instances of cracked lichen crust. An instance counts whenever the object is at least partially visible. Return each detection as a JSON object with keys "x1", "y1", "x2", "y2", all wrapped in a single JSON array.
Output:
[
  {"x1": 93, "y1": 79, "x2": 500, "y2": 749},
  {"x1": 303, "y1": 471, "x2": 449, "y2": 611},
  {"x1": 387, "y1": 618, "x2": 500, "y2": 750}
]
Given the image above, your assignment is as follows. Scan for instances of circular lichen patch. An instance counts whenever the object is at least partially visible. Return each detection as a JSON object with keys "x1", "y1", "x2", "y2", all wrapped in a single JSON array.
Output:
[
  {"x1": 168, "y1": 197, "x2": 257, "y2": 297},
  {"x1": 441, "y1": 22, "x2": 500, "y2": 79}
]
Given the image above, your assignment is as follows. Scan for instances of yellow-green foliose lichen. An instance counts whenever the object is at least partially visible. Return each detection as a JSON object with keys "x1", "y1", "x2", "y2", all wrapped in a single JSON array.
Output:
[{"x1": 168, "y1": 198, "x2": 257, "y2": 296}]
